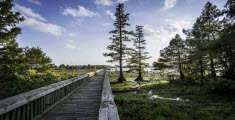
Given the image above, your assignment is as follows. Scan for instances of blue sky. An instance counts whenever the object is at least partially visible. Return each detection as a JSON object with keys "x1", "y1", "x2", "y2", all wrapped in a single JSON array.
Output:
[{"x1": 13, "y1": 0, "x2": 226, "y2": 66}]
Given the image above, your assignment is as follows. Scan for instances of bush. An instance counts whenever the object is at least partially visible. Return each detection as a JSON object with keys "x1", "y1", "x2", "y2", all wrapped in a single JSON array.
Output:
[
  {"x1": 208, "y1": 78, "x2": 235, "y2": 94},
  {"x1": 42, "y1": 72, "x2": 61, "y2": 83},
  {"x1": 155, "y1": 106, "x2": 172, "y2": 117}
]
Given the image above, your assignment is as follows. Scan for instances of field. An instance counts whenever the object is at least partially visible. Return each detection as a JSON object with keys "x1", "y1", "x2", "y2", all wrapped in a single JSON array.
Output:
[
  {"x1": 109, "y1": 71, "x2": 235, "y2": 120},
  {"x1": 0, "y1": 68, "x2": 95, "y2": 100}
]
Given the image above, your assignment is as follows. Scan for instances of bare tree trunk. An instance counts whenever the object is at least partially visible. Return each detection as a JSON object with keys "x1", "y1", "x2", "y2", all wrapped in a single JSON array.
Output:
[
  {"x1": 199, "y1": 56, "x2": 204, "y2": 78},
  {"x1": 178, "y1": 47, "x2": 185, "y2": 80}
]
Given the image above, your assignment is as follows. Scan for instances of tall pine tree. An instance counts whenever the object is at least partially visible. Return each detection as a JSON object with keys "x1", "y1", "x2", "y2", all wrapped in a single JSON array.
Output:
[
  {"x1": 0, "y1": 0, "x2": 26, "y2": 81},
  {"x1": 153, "y1": 34, "x2": 186, "y2": 81},
  {"x1": 200, "y1": 1, "x2": 221, "y2": 77},
  {"x1": 127, "y1": 25, "x2": 150, "y2": 81},
  {"x1": 103, "y1": 3, "x2": 132, "y2": 83}
]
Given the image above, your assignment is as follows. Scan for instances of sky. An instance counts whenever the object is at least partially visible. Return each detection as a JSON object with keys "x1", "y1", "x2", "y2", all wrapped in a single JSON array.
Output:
[{"x1": 13, "y1": 0, "x2": 227, "y2": 66}]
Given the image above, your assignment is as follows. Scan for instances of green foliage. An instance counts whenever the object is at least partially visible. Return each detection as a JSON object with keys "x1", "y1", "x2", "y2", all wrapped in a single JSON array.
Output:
[
  {"x1": 25, "y1": 47, "x2": 52, "y2": 72},
  {"x1": 111, "y1": 80, "x2": 235, "y2": 120},
  {"x1": 104, "y1": 3, "x2": 132, "y2": 83},
  {"x1": 127, "y1": 25, "x2": 151, "y2": 81},
  {"x1": 153, "y1": 34, "x2": 185, "y2": 80},
  {"x1": 0, "y1": 0, "x2": 28, "y2": 81},
  {"x1": 153, "y1": 0, "x2": 235, "y2": 85},
  {"x1": 59, "y1": 64, "x2": 66, "y2": 68},
  {"x1": 223, "y1": 0, "x2": 235, "y2": 19},
  {"x1": 208, "y1": 78, "x2": 235, "y2": 93}
]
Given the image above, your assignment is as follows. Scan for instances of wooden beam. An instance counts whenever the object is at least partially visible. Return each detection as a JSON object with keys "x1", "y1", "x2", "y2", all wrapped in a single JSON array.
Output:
[{"x1": 99, "y1": 71, "x2": 120, "y2": 120}]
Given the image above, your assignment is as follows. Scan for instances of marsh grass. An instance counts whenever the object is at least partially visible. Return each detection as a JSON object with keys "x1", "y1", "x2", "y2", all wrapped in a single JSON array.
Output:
[{"x1": 109, "y1": 72, "x2": 235, "y2": 120}]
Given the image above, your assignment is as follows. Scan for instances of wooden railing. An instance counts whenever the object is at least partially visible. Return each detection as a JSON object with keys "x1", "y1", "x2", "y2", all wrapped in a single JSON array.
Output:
[
  {"x1": 0, "y1": 69, "x2": 103, "y2": 120},
  {"x1": 99, "y1": 70, "x2": 120, "y2": 120}
]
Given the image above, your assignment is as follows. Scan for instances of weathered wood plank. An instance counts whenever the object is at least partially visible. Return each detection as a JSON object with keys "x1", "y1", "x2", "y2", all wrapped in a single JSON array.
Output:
[
  {"x1": 30, "y1": 102, "x2": 33, "y2": 120},
  {"x1": 5, "y1": 113, "x2": 9, "y2": 120},
  {"x1": 22, "y1": 105, "x2": 26, "y2": 120},
  {"x1": 99, "y1": 71, "x2": 120, "y2": 120},
  {"x1": 17, "y1": 107, "x2": 21, "y2": 120},
  {"x1": 39, "y1": 71, "x2": 104, "y2": 120}
]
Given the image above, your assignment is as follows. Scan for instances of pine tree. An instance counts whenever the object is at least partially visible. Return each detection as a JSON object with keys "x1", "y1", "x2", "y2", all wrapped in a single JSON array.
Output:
[
  {"x1": 200, "y1": 1, "x2": 221, "y2": 77},
  {"x1": 153, "y1": 34, "x2": 186, "y2": 81},
  {"x1": 127, "y1": 25, "x2": 150, "y2": 81},
  {"x1": 25, "y1": 47, "x2": 52, "y2": 72},
  {"x1": 223, "y1": 0, "x2": 235, "y2": 20},
  {"x1": 185, "y1": 17, "x2": 208, "y2": 78},
  {"x1": 169, "y1": 34, "x2": 185, "y2": 80},
  {"x1": 216, "y1": 10, "x2": 235, "y2": 79},
  {"x1": 103, "y1": 3, "x2": 132, "y2": 83},
  {"x1": 0, "y1": 0, "x2": 26, "y2": 80}
]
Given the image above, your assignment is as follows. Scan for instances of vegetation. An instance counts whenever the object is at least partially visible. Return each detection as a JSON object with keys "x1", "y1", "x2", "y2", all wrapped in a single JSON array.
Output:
[
  {"x1": 153, "y1": 1, "x2": 235, "y2": 92},
  {"x1": 1, "y1": 0, "x2": 235, "y2": 119},
  {"x1": 0, "y1": 0, "x2": 104, "y2": 100},
  {"x1": 109, "y1": 71, "x2": 235, "y2": 120},
  {"x1": 127, "y1": 25, "x2": 151, "y2": 81},
  {"x1": 108, "y1": 1, "x2": 235, "y2": 120},
  {"x1": 104, "y1": 3, "x2": 133, "y2": 83}
]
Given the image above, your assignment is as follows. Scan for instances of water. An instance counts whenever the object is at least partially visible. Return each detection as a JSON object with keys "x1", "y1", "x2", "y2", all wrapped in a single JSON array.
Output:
[
  {"x1": 148, "y1": 90, "x2": 189, "y2": 102},
  {"x1": 107, "y1": 67, "x2": 154, "y2": 72}
]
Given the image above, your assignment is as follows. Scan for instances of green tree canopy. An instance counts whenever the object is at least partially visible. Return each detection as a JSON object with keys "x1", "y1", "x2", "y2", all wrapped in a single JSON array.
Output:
[
  {"x1": 25, "y1": 47, "x2": 52, "y2": 72},
  {"x1": 0, "y1": 0, "x2": 26, "y2": 81}
]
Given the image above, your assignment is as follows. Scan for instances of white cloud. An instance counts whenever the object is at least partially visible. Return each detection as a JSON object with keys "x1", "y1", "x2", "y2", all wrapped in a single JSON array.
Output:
[
  {"x1": 143, "y1": 19, "x2": 191, "y2": 62},
  {"x1": 67, "y1": 33, "x2": 77, "y2": 37},
  {"x1": 62, "y1": 6, "x2": 98, "y2": 17},
  {"x1": 116, "y1": 0, "x2": 128, "y2": 3},
  {"x1": 14, "y1": 4, "x2": 46, "y2": 21},
  {"x1": 27, "y1": 0, "x2": 40, "y2": 5},
  {"x1": 132, "y1": 13, "x2": 136, "y2": 16},
  {"x1": 19, "y1": 16, "x2": 64, "y2": 36},
  {"x1": 95, "y1": 0, "x2": 113, "y2": 6},
  {"x1": 102, "y1": 22, "x2": 111, "y2": 26},
  {"x1": 76, "y1": 19, "x2": 81, "y2": 23},
  {"x1": 65, "y1": 43, "x2": 76, "y2": 49},
  {"x1": 66, "y1": 39, "x2": 75, "y2": 42},
  {"x1": 106, "y1": 10, "x2": 115, "y2": 20},
  {"x1": 164, "y1": 0, "x2": 177, "y2": 9}
]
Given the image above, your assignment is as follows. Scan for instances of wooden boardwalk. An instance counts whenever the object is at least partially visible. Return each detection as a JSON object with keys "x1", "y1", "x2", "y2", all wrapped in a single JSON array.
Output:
[{"x1": 39, "y1": 71, "x2": 104, "y2": 120}]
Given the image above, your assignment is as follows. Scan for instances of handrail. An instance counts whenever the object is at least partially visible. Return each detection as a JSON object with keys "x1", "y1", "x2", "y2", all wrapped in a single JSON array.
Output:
[
  {"x1": 99, "y1": 70, "x2": 120, "y2": 120},
  {"x1": 0, "y1": 69, "x2": 103, "y2": 120}
]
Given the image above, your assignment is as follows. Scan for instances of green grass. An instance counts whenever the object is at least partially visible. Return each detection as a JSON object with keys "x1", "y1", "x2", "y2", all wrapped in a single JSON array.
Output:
[{"x1": 109, "y1": 72, "x2": 235, "y2": 120}]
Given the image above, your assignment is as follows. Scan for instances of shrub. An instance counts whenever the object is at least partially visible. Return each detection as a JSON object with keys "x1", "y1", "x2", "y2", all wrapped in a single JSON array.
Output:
[
  {"x1": 154, "y1": 106, "x2": 172, "y2": 117},
  {"x1": 208, "y1": 78, "x2": 235, "y2": 94}
]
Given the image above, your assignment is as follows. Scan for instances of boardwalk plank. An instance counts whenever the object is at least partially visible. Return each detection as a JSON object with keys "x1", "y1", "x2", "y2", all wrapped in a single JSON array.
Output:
[{"x1": 39, "y1": 71, "x2": 104, "y2": 120}]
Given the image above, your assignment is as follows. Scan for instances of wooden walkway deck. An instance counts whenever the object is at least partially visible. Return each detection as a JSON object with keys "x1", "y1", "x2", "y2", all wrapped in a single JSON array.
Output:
[{"x1": 39, "y1": 71, "x2": 104, "y2": 120}]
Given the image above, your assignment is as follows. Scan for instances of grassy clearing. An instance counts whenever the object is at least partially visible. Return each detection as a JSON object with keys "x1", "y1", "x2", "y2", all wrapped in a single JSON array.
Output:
[{"x1": 109, "y1": 72, "x2": 235, "y2": 120}]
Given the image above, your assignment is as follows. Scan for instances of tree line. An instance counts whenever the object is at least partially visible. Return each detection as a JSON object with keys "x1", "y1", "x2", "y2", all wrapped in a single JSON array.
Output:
[{"x1": 153, "y1": 1, "x2": 234, "y2": 92}]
